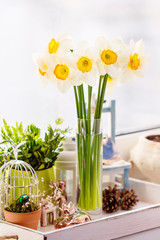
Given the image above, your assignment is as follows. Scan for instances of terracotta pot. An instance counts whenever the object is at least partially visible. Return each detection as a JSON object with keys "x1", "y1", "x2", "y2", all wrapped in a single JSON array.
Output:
[
  {"x1": 4, "y1": 208, "x2": 41, "y2": 230},
  {"x1": 130, "y1": 135, "x2": 160, "y2": 183}
]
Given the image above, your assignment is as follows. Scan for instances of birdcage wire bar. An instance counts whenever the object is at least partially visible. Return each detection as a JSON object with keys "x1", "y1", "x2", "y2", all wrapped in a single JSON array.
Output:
[{"x1": 0, "y1": 159, "x2": 39, "y2": 219}]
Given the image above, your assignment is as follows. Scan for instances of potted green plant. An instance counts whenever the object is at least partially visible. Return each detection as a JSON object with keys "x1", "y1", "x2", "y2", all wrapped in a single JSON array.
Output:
[
  {"x1": 0, "y1": 118, "x2": 69, "y2": 195},
  {"x1": 4, "y1": 194, "x2": 41, "y2": 230}
]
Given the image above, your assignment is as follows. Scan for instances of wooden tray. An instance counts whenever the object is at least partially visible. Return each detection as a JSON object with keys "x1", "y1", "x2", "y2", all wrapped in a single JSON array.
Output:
[{"x1": 1, "y1": 178, "x2": 160, "y2": 240}]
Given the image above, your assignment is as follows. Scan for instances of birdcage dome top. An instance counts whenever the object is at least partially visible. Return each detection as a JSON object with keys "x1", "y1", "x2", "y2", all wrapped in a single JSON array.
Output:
[
  {"x1": 0, "y1": 140, "x2": 39, "y2": 190},
  {"x1": 0, "y1": 159, "x2": 38, "y2": 185},
  {"x1": 0, "y1": 140, "x2": 38, "y2": 185}
]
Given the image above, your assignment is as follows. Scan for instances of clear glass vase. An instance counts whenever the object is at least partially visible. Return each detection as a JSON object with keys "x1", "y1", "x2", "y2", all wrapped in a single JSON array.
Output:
[{"x1": 76, "y1": 118, "x2": 102, "y2": 215}]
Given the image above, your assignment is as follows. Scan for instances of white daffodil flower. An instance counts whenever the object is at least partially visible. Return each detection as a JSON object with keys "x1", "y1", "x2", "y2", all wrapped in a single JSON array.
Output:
[
  {"x1": 33, "y1": 52, "x2": 54, "y2": 87},
  {"x1": 72, "y1": 41, "x2": 99, "y2": 87},
  {"x1": 47, "y1": 31, "x2": 74, "y2": 57},
  {"x1": 95, "y1": 37, "x2": 128, "y2": 79},
  {"x1": 50, "y1": 53, "x2": 79, "y2": 93},
  {"x1": 119, "y1": 39, "x2": 149, "y2": 83}
]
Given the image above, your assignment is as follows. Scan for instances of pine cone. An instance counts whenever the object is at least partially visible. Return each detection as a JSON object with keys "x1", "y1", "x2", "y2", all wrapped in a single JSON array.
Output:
[
  {"x1": 103, "y1": 185, "x2": 121, "y2": 213},
  {"x1": 121, "y1": 189, "x2": 139, "y2": 210}
]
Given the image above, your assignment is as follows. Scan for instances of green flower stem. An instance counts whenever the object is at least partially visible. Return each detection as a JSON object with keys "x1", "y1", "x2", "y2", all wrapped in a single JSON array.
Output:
[
  {"x1": 74, "y1": 86, "x2": 80, "y2": 119},
  {"x1": 74, "y1": 86, "x2": 85, "y2": 208},
  {"x1": 92, "y1": 134, "x2": 98, "y2": 209},
  {"x1": 81, "y1": 85, "x2": 91, "y2": 210},
  {"x1": 74, "y1": 86, "x2": 83, "y2": 200},
  {"x1": 76, "y1": 74, "x2": 108, "y2": 211},
  {"x1": 77, "y1": 85, "x2": 87, "y2": 209},
  {"x1": 85, "y1": 86, "x2": 92, "y2": 210},
  {"x1": 98, "y1": 74, "x2": 108, "y2": 118},
  {"x1": 94, "y1": 75, "x2": 103, "y2": 119},
  {"x1": 77, "y1": 86, "x2": 83, "y2": 119},
  {"x1": 81, "y1": 85, "x2": 87, "y2": 120},
  {"x1": 97, "y1": 133, "x2": 102, "y2": 207},
  {"x1": 87, "y1": 86, "x2": 92, "y2": 124},
  {"x1": 91, "y1": 74, "x2": 108, "y2": 209}
]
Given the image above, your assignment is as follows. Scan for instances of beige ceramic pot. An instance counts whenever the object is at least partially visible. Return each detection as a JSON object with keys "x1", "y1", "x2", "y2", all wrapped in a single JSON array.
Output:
[
  {"x1": 4, "y1": 208, "x2": 41, "y2": 230},
  {"x1": 130, "y1": 135, "x2": 160, "y2": 183}
]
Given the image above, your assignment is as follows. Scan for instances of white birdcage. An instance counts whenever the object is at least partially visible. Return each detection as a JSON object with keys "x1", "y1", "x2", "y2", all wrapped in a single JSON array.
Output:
[{"x1": 0, "y1": 141, "x2": 39, "y2": 218}]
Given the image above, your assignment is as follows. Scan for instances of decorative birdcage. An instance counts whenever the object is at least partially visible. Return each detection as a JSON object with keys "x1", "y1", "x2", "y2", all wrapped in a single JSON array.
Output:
[{"x1": 0, "y1": 141, "x2": 39, "y2": 218}]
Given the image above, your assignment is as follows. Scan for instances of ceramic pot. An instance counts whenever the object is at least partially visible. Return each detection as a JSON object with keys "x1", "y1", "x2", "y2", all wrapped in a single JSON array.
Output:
[
  {"x1": 4, "y1": 208, "x2": 41, "y2": 230},
  {"x1": 130, "y1": 135, "x2": 160, "y2": 183}
]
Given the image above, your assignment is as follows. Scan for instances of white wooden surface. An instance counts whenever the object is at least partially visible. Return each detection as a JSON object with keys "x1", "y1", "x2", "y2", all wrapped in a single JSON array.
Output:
[
  {"x1": 0, "y1": 222, "x2": 43, "y2": 240},
  {"x1": 116, "y1": 228, "x2": 160, "y2": 240},
  {"x1": 1, "y1": 178, "x2": 160, "y2": 240},
  {"x1": 36, "y1": 178, "x2": 160, "y2": 239},
  {"x1": 42, "y1": 206, "x2": 160, "y2": 240}
]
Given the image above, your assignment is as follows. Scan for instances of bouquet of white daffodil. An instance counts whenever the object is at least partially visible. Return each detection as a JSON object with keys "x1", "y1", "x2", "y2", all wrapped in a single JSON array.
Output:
[{"x1": 33, "y1": 32, "x2": 147, "y2": 212}]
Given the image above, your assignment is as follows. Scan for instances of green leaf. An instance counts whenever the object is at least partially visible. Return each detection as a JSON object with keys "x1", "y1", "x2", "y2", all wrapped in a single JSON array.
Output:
[
  {"x1": 44, "y1": 157, "x2": 52, "y2": 163},
  {"x1": 0, "y1": 118, "x2": 69, "y2": 170},
  {"x1": 55, "y1": 117, "x2": 64, "y2": 125}
]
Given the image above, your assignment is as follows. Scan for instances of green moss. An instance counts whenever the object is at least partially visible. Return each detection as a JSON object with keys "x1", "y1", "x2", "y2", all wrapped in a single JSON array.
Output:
[{"x1": 5, "y1": 199, "x2": 39, "y2": 213}]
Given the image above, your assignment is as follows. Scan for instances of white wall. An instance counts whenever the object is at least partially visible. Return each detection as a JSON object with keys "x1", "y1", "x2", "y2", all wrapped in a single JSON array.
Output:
[{"x1": 0, "y1": 0, "x2": 160, "y2": 134}]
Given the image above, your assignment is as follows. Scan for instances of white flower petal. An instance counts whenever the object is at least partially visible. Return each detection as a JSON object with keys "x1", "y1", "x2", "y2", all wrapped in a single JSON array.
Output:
[
  {"x1": 104, "y1": 64, "x2": 119, "y2": 79},
  {"x1": 140, "y1": 55, "x2": 149, "y2": 68},
  {"x1": 32, "y1": 53, "x2": 41, "y2": 66},
  {"x1": 106, "y1": 78, "x2": 119, "y2": 95},
  {"x1": 96, "y1": 59, "x2": 106, "y2": 75},
  {"x1": 119, "y1": 68, "x2": 137, "y2": 83},
  {"x1": 85, "y1": 47, "x2": 97, "y2": 60},
  {"x1": 111, "y1": 37, "x2": 125, "y2": 51},
  {"x1": 59, "y1": 38, "x2": 74, "y2": 52},
  {"x1": 33, "y1": 53, "x2": 46, "y2": 69},
  {"x1": 129, "y1": 39, "x2": 136, "y2": 53},
  {"x1": 95, "y1": 37, "x2": 109, "y2": 51},
  {"x1": 76, "y1": 41, "x2": 89, "y2": 55},
  {"x1": 118, "y1": 50, "x2": 130, "y2": 68},
  {"x1": 49, "y1": 74, "x2": 56, "y2": 84},
  {"x1": 69, "y1": 70, "x2": 83, "y2": 86},
  {"x1": 135, "y1": 39, "x2": 144, "y2": 55},
  {"x1": 56, "y1": 79, "x2": 71, "y2": 93},
  {"x1": 38, "y1": 73, "x2": 50, "y2": 88},
  {"x1": 62, "y1": 53, "x2": 76, "y2": 69},
  {"x1": 134, "y1": 69, "x2": 144, "y2": 77},
  {"x1": 83, "y1": 67, "x2": 98, "y2": 87}
]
